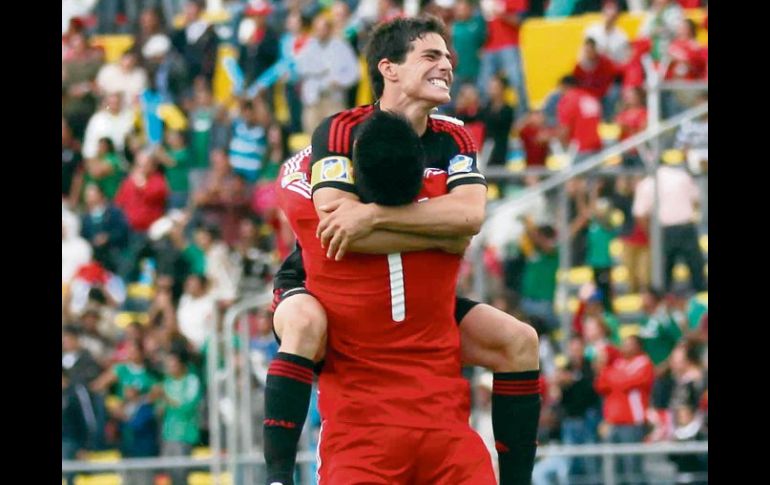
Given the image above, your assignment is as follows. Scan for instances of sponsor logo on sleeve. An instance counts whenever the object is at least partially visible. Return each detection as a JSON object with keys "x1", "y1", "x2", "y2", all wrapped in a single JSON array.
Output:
[
  {"x1": 311, "y1": 157, "x2": 354, "y2": 187},
  {"x1": 448, "y1": 154, "x2": 474, "y2": 175}
]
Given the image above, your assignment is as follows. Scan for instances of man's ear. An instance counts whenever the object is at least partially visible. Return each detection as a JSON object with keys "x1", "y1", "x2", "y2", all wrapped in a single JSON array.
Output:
[{"x1": 378, "y1": 58, "x2": 398, "y2": 83}]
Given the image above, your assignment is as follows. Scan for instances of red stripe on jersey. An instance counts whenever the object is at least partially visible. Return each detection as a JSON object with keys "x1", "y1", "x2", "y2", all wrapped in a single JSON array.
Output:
[
  {"x1": 268, "y1": 367, "x2": 313, "y2": 384},
  {"x1": 431, "y1": 119, "x2": 476, "y2": 153},
  {"x1": 329, "y1": 105, "x2": 374, "y2": 153},
  {"x1": 340, "y1": 105, "x2": 376, "y2": 153}
]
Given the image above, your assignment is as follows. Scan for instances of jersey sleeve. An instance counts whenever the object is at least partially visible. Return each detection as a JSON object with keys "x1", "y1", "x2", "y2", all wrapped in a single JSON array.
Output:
[
  {"x1": 431, "y1": 117, "x2": 487, "y2": 192},
  {"x1": 309, "y1": 115, "x2": 357, "y2": 196}
]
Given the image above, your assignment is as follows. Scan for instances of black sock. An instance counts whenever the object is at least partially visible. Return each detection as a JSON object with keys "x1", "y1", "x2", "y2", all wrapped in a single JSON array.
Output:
[
  {"x1": 492, "y1": 370, "x2": 542, "y2": 485},
  {"x1": 264, "y1": 352, "x2": 314, "y2": 485}
]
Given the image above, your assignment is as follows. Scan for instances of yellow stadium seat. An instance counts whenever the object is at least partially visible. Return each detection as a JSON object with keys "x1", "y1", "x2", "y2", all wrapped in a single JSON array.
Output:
[
  {"x1": 565, "y1": 266, "x2": 593, "y2": 286},
  {"x1": 619, "y1": 324, "x2": 641, "y2": 340},
  {"x1": 127, "y1": 283, "x2": 155, "y2": 300},
  {"x1": 114, "y1": 312, "x2": 150, "y2": 328},
  {"x1": 551, "y1": 328, "x2": 565, "y2": 343},
  {"x1": 611, "y1": 265, "x2": 629, "y2": 285},
  {"x1": 696, "y1": 292, "x2": 708, "y2": 306},
  {"x1": 598, "y1": 123, "x2": 621, "y2": 141},
  {"x1": 699, "y1": 234, "x2": 708, "y2": 253},
  {"x1": 662, "y1": 149, "x2": 685, "y2": 165},
  {"x1": 192, "y1": 447, "x2": 212, "y2": 459},
  {"x1": 610, "y1": 239, "x2": 624, "y2": 259},
  {"x1": 546, "y1": 154, "x2": 568, "y2": 171},
  {"x1": 288, "y1": 133, "x2": 311, "y2": 153},
  {"x1": 614, "y1": 294, "x2": 642, "y2": 314},
  {"x1": 90, "y1": 35, "x2": 134, "y2": 63},
  {"x1": 487, "y1": 183, "x2": 501, "y2": 201},
  {"x1": 75, "y1": 474, "x2": 122, "y2": 485},
  {"x1": 603, "y1": 154, "x2": 622, "y2": 166},
  {"x1": 673, "y1": 263, "x2": 690, "y2": 282},
  {"x1": 554, "y1": 354, "x2": 568, "y2": 369},
  {"x1": 610, "y1": 210, "x2": 625, "y2": 228},
  {"x1": 188, "y1": 472, "x2": 233, "y2": 485},
  {"x1": 506, "y1": 159, "x2": 526, "y2": 172},
  {"x1": 85, "y1": 450, "x2": 122, "y2": 463}
]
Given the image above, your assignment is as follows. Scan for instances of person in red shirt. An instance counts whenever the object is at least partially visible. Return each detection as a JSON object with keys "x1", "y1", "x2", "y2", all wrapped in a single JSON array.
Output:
[
  {"x1": 277, "y1": 110, "x2": 496, "y2": 484},
  {"x1": 666, "y1": 18, "x2": 706, "y2": 81},
  {"x1": 573, "y1": 37, "x2": 621, "y2": 120},
  {"x1": 615, "y1": 86, "x2": 648, "y2": 168},
  {"x1": 516, "y1": 109, "x2": 551, "y2": 167},
  {"x1": 478, "y1": 0, "x2": 530, "y2": 113},
  {"x1": 556, "y1": 75, "x2": 603, "y2": 157},
  {"x1": 595, "y1": 334, "x2": 655, "y2": 484},
  {"x1": 114, "y1": 149, "x2": 169, "y2": 279}
]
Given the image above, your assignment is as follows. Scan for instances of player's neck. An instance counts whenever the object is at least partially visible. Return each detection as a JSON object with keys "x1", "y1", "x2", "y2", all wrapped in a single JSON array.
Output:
[{"x1": 378, "y1": 93, "x2": 434, "y2": 136}]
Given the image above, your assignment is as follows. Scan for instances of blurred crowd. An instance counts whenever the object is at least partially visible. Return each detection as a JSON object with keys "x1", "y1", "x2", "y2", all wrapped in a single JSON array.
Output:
[{"x1": 62, "y1": 0, "x2": 708, "y2": 484}]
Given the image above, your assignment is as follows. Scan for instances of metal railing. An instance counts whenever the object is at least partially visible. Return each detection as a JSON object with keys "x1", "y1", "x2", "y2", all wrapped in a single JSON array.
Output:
[{"x1": 63, "y1": 440, "x2": 707, "y2": 485}]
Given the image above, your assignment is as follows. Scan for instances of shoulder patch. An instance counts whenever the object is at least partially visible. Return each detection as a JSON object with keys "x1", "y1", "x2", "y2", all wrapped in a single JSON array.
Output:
[
  {"x1": 429, "y1": 114, "x2": 465, "y2": 126},
  {"x1": 447, "y1": 154, "x2": 474, "y2": 175},
  {"x1": 311, "y1": 156, "x2": 354, "y2": 187}
]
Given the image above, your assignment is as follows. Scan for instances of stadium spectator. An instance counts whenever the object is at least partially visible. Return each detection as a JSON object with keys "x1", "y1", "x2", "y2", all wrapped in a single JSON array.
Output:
[
  {"x1": 481, "y1": 75, "x2": 516, "y2": 167},
  {"x1": 77, "y1": 306, "x2": 114, "y2": 367},
  {"x1": 95, "y1": 51, "x2": 148, "y2": 109},
  {"x1": 82, "y1": 93, "x2": 135, "y2": 161},
  {"x1": 237, "y1": 0, "x2": 281, "y2": 88},
  {"x1": 583, "y1": 0, "x2": 630, "y2": 66},
  {"x1": 632, "y1": 163, "x2": 705, "y2": 292},
  {"x1": 585, "y1": 194, "x2": 618, "y2": 312},
  {"x1": 63, "y1": 324, "x2": 103, "y2": 387},
  {"x1": 63, "y1": 118, "x2": 85, "y2": 206},
  {"x1": 228, "y1": 98, "x2": 269, "y2": 183},
  {"x1": 574, "y1": 282, "x2": 621, "y2": 345},
  {"x1": 595, "y1": 334, "x2": 654, "y2": 485},
  {"x1": 478, "y1": 0, "x2": 529, "y2": 113},
  {"x1": 519, "y1": 222, "x2": 560, "y2": 332},
  {"x1": 295, "y1": 13, "x2": 361, "y2": 133},
  {"x1": 63, "y1": 221, "x2": 93, "y2": 284},
  {"x1": 665, "y1": 18, "x2": 706, "y2": 82},
  {"x1": 574, "y1": 37, "x2": 621, "y2": 120},
  {"x1": 615, "y1": 86, "x2": 648, "y2": 168},
  {"x1": 451, "y1": 0, "x2": 488, "y2": 99},
  {"x1": 516, "y1": 109, "x2": 551, "y2": 167},
  {"x1": 113, "y1": 385, "x2": 160, "y2": 485},
  {"x1": 91, "y1": 339, "x2": 159, "y2": 399},
  {"x1": 84, "y1": 138, "x2": 127, "y2": 201},
  {"x1": 62, "y1": 368, "x2": 90, "y2": 485},
  {"x1": 639, "y1": 0, "x2": 684, "y2": 62},
  {"x1": 555, "y1": 75, "x2": 602, "y2": 158},
  {"x1": 556, "y1": 335, "x2": 602, "y2": 482},
  {"x1": 171, "y1": 0, "x2": 219, "y2": 86},
  {"x1": 192, "y1": 148, "x2": 242, "y2": 229},
  {"x1": 142, "y1": 34, "x2": 189, "y2": 104},
  {"x1": 159, "y1": 351, "x2": 203, "y2": 485},
  {"x1": 131, "y1": 7, "x2": 167, "y2": 62},
  {"x1": 62, "y1": 30, "x2": 104, "y2": 140},
  {"x1": 230, "y1": 217, "x2": 275, "y2": 296},
  {"x1": 155, "y1": 129, "x2": 193, "y2": 209},
  {"x1": 675, "y1": 91, "x2": 708, "y2": 176},
  {"x1": 66, "y1": 261, "x2": 127, "y2": 318},
  {"x1": 176, "y1": 273, "x2": 218, "y2": 351},
  {"x1": 187, "y1": 84, "x2": 216, "y2": 173},
  {"x1": 638, "y1": 287, "x2": 682, "y2": 369},
  {"x1": 191, "y1": 225, "x2": 239, "y2": 305},
  {"x1": 449, "y1": 83, "x2": 486, "y2": 149}
]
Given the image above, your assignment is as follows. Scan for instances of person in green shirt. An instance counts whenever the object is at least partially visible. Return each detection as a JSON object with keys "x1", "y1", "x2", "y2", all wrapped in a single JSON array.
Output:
[
  {"x1": 586, "y1": 197, "x2": 619, "y2": 312},
  {"x1": 156, "y1": 130, "x2": 192, "y2": 209},
  {"x1": 520, "y1": 223, "x2": 560, "y2": 332},
  {"x1": 83, "y1": 137, "x2": 127, "y2": 201},
  {"x1": 92, "y1": 339, "x2": 159, "y2": 399},
  {"x1": 158, "y1": 351, "x2": 202, "y2": 485},
  {"x1": 451, "y1": 0, "x2": 487, "y2": 98},
  {"x1": 639, "y1": 287, "x2": 683, "y2": 368}
]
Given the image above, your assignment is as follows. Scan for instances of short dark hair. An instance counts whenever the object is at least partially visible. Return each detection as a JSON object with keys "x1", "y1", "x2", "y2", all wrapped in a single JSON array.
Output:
[
  {"x1": 352, "y1": 110, "x2": 425, "y2": 206},
  {"x1": 560, "y1": 75, "x2": 579, "y2": 88},
  {"x1": 365, "y1": 15, "x2": 449, "y2": 99}
]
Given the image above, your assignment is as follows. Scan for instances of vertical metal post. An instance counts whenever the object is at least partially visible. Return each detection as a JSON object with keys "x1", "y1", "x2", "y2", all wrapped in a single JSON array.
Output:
[
  {"x1": 207, "y1": 314, "x2": 222, "y2": 485},
  {"x1": 558, "y1": 183, "x2": 572, "y2": 337},
  {"x1": 602, "y1": 448, "x2": 616, "y2": 485},
  {"x1": 225, "y1": 309, "x2": 239, "y2": 483},
  {"x1": 646, "y1": 58, "x2": 664, "y2": 290},
  {"x1": 471, "y1": 243, "x2": 487, "y2": 303},
  {"x1": 239, "y1": 313, "x2": 255, "y2": 485}
]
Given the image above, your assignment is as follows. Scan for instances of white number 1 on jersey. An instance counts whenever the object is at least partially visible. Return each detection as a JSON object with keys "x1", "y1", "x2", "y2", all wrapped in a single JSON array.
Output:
[{"x1": 388, "y1": 253, "x2": 405, "y2": 322}]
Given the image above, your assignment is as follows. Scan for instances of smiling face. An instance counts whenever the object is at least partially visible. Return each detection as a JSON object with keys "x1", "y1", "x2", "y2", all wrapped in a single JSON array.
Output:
[{"x1": 385, "y1": 33, "x2": 454, "y2": 106}]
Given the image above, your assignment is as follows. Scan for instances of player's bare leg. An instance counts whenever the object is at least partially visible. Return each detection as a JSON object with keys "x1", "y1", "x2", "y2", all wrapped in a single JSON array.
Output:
[
  {"x1": 460, "y1": 303, "x2": 541, "y2": 485},
  {"x1": 264, "y1": 293, "x2": 327, "y2": 485}
]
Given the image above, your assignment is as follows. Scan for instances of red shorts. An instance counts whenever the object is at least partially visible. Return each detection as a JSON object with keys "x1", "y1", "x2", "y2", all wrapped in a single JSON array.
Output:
[{"x1": 317, "y1": 420, "x2": 496, "y2": 485}]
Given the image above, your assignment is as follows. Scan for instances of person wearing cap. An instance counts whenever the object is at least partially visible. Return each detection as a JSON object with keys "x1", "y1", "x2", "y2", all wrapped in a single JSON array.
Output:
[
  {"x1": 237, "y1": 0, "x2": 281, "y2": 87},
  {"x1": 143, "y1": 33, "x2": 189, "y2": 104}
]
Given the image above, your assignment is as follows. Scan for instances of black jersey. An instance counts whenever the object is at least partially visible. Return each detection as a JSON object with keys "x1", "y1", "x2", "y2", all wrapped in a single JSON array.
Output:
[{"x1": 274, "y1": 104, "x2": 486, "y2": 292}]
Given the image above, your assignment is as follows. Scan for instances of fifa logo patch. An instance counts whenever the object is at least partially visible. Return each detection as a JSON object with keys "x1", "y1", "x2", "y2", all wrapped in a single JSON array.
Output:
[
  {"x1": 448, "y1": 154, "x2": 474, "y2": 175},
  {"x1": 321, "y1": 157, "x2": 351, "y2": 181}
]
